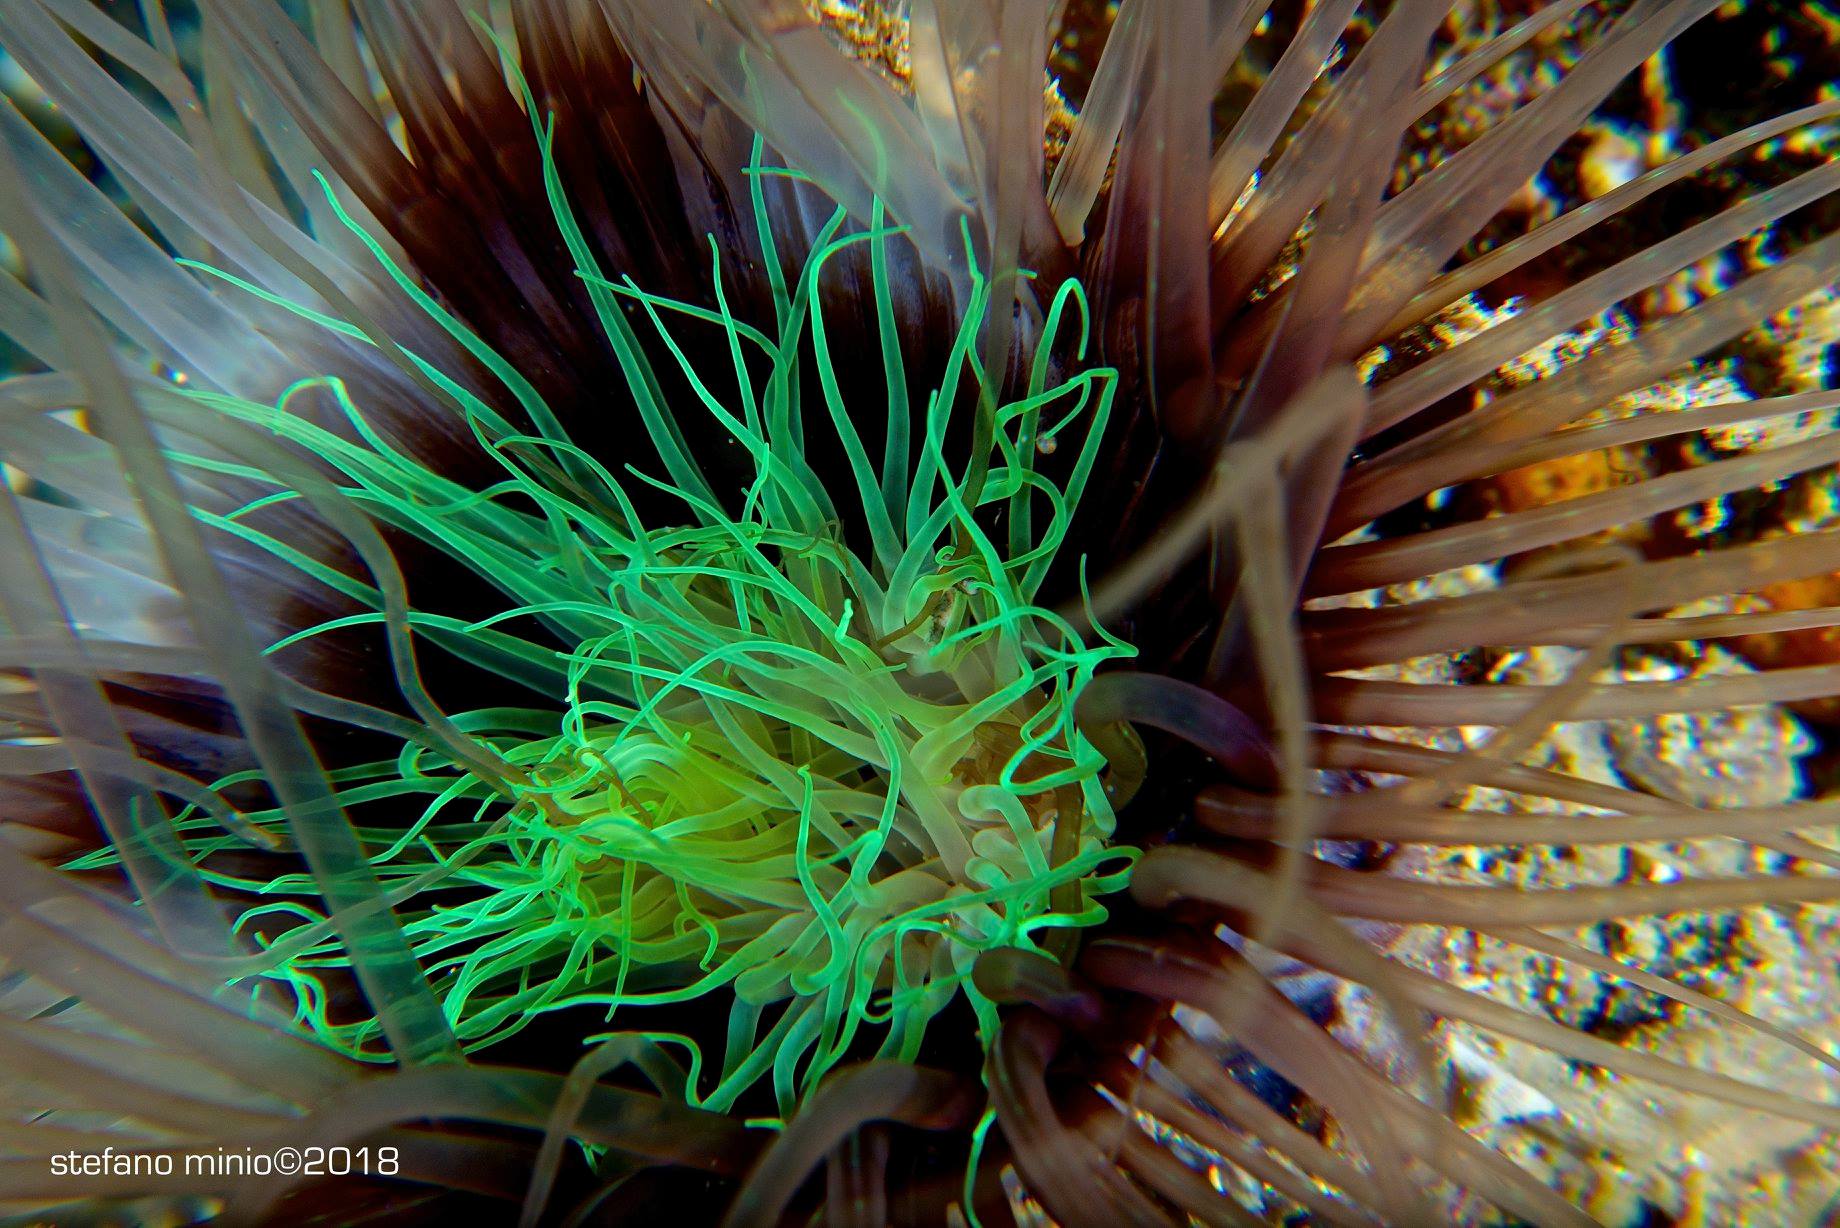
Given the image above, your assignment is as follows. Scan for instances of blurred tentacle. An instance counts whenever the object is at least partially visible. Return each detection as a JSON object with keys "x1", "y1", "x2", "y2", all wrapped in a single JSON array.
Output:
[
  {"x1": 1347, "y1": 0, "x2": 1729, "y2": 344},
  {"x1": 722, "y1": 1062, "x2": 975, "y2": 1228},
  {"x1": 1094, "y1": 0, "x2": 1215, "y2": 441},
  {"x1": 822, "y1": 1123, "x2": 890, "y2": 1228},
  {"x1": 0, "y1": 109, "x2": 461, "y2": 1067},
  {"x1": 1084, "y1": 937, "x2": 1595, "y2": 1228},
  {"x1": 988, "y1": 1008, "x2": 1172, "y2": 1228}
]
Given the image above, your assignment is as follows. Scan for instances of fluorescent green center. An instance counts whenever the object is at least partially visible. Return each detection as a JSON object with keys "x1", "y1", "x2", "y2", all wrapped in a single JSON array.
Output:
[{"x1": 78, "y1": 117, "x2": 1138, "y2": 1112}]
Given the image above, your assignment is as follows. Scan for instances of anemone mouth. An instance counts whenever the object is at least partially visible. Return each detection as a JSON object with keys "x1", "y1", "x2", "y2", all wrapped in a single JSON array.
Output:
[{"x1": 4, "y1": 1, "x2": 1840, "y2": 1225}]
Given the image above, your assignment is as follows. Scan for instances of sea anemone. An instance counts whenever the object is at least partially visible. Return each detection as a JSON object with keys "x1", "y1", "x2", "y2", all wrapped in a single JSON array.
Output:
[{"x1": 5, "y1": 1, "x2": 1840, "y2": 1224}]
